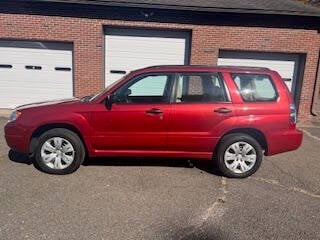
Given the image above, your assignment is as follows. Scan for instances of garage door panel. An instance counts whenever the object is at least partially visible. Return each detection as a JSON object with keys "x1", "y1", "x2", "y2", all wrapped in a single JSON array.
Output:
[
  {"x1": 107, "y1": 50, "x2": 185, "y2": 58},
  {"x1": 1, "y1": 69, "x2": 72, "y2": 81},
  {"x1": 0, "y1": 48, "x2": 72, "y2": 66},
  {"x1": 0, "y1": 83, "x2": 72, "y2": 93},
  {"x1": 106, "y1": 36, "x2": 186, "y2": 52},
  {"x1": 107, "y1": 41, "x2": 186, "y2": 52},
  {"x1": 0, "y1": 79, "x2": 72, "y2": 89},
  {"x1": 0, "y1": 89, "x2": 69, "y2": 95},
  {"x1": 106, "y1": 56, "x2": 180, "y2": 69},
  {"x1": 106, "y1": 53, "x2": 185, "y2": 62},
  {"x1": 0, "y1": 43, "x2": 73, "y2": 109},
  {"x1": 105, "y1": 30, "x2": 188, "y2": 87}
]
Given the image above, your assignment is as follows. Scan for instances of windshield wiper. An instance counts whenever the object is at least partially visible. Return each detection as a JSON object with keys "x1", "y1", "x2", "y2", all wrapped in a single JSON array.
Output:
[{"x1": 81, "y1": 95, "x2": 94, "y2": 102}]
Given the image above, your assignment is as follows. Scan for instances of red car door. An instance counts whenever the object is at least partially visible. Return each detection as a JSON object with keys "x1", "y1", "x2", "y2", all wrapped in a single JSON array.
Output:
[
  {"x1": 90, "y1": 74, "x2": 173, "y2": 152},
  {"x1": 168, "y1": 72, "x2": 235, "y2": 156}
]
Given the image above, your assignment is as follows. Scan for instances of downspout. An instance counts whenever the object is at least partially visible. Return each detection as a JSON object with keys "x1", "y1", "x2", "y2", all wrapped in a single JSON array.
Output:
[{"x1": 311, "y1": 47, "x2": 320, "y2": 116}]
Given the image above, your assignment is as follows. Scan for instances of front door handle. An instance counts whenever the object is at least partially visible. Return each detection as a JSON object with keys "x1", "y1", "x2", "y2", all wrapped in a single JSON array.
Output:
[
  {"x1": 214, "y1": 108, "x2": 232, "y2": 114},
  {"x1": 146, "y1": 108, "x2": 163, "y2": 114}
]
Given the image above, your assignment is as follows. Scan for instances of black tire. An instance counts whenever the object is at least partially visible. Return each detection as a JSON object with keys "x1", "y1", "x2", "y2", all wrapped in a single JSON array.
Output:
[
  {"x1": 216, "y1": 133, "x2": 263, "y2": 178},
  {"x1": 34, "y1": 128, "x2": 85, "y2": 174}
]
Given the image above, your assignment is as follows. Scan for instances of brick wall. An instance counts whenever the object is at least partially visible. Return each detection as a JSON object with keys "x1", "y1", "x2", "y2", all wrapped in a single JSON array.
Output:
[{"x1": 0, "y1": 13, "x2": 319, "y2": 121}]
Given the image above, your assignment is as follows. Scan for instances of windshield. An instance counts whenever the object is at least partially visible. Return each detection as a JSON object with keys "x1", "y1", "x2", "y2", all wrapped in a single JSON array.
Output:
[{"x1": 88, "y1": 76, "x2": 126, "y2": 102}]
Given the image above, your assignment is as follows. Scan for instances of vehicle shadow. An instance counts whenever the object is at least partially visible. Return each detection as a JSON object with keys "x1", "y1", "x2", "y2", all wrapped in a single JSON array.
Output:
[
  {"x1": 84, "y1": 157, "x2": 222, "y2": 176},
  {"x1": 8, "y1": 150, "x2": 222, "y2": 176},
  {"x1": 8, "y1": 149, "x2": 33, "y2": 165}
]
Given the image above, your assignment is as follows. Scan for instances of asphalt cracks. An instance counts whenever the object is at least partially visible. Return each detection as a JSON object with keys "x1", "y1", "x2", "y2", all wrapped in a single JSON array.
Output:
[{"x1": 0, "y1": 118, "x2": 319, "y2": 240}]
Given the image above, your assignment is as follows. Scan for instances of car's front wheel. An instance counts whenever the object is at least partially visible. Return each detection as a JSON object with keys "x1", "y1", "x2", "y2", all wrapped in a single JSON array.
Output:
[
  {"x1": 216, "y1": 133, "x2": 263, "y2": 178},
  {"x1": 34, "y1": 128, "x2": 85, "y2": 174}
]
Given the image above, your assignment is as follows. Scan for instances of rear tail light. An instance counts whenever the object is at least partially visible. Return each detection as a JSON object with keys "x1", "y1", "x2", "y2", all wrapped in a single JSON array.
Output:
[{"x1": 289, "y1": 103, "x2": 297, "y2": 124}]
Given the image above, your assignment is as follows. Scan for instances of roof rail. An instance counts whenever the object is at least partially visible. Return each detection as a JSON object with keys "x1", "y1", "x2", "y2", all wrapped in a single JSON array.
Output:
[{"x1": 144, "y1": 64, "x2": 270, "y2": 70}]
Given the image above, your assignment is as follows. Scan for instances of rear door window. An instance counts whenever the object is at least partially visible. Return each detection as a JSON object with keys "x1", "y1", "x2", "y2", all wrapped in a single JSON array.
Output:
[
  {"x1": 231, "y1": 73, "x2": 278, "y2": 102},
  {"x1": 175, "y1": 73, "x2": 229, "y2": 103}
]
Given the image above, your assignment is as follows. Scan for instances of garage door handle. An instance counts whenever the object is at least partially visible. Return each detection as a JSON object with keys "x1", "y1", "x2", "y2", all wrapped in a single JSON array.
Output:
[
  {"x1": 214, "y1": 108, "x2": 232, "y2": 114},
  {"x1": 146, "y1": 108, "x2": 163, "y2": 114},
  {"x1": 110, "y1": 70, "x2": 126, "y2": 74}
]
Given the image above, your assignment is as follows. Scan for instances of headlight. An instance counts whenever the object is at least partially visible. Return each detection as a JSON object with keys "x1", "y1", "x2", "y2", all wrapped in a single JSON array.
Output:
[{"x1": 9, "y1": 110, "x2": 22, "y2": 122}]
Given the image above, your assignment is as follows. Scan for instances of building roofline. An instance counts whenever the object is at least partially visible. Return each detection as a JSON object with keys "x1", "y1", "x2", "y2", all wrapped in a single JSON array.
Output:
[{"x1": 25, "y1": 0, "x2": 320, "y2": 17}]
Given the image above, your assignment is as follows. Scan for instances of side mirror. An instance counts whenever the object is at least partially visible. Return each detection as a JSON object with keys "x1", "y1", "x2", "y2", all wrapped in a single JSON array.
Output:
[
  {"x1": 123, "y1": 88, "x2": 132, "y2": 97},
  {"x1": 105, "y1": 95, "x2": 113, "y2": 110}
]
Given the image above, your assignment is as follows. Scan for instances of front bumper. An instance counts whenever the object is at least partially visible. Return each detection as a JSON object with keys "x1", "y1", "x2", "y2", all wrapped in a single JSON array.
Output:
[
  {"x1": 4, "y1": 121, "x2": 30, "y2": 153},
  {"x1": 267, "y1": 129, "x2": 303, "y2": 156}
]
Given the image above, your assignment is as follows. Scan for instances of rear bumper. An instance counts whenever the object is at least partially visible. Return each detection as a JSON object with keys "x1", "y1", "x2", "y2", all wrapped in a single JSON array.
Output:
[
  {"x1": 4, "y1": 121, "x2": 30, "y2": 153},
  {"x1": 267, "y1": 129, "x2": 303, "y2": 156}
]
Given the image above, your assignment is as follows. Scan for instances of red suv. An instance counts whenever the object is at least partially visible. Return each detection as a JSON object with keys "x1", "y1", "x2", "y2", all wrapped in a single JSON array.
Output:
[{"x1": 4, "y1": 65, "x2": 302, "y2": 178}]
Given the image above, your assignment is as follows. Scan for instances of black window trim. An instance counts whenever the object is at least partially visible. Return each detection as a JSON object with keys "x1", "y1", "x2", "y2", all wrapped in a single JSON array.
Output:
[
  {"x1": 25, "y1": 65, "x2": 42, "y2": 70},
  {"x1": 171, "y1": 72, "x2": 232, "y2": 104},
  {"x1": 0, "y1": 64, "x2": 12, "y2": 69},
  {"x1": 55, "y1": 67, "x2": 72, "y2": 71},
  {"x1": 231, "y1": 73, "x2": 279, "y2": 103},
  {"x1": 111, "y1": 72, "x2": 175, "y2": 105}
]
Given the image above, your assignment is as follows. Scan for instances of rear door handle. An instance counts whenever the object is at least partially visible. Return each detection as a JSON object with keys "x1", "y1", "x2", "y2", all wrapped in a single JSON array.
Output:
[
  {"x1": 146, "y1": 108, "x2": 163, "y2": 114},
  {"x1": 214, "y1": 108, "x2": 232, "y2": 114}
]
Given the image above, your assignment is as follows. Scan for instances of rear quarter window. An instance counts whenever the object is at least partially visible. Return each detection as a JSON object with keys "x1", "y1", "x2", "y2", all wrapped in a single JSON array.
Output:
[{"x1": 231, "y1": 73, "x2": 278, "y2": 102}]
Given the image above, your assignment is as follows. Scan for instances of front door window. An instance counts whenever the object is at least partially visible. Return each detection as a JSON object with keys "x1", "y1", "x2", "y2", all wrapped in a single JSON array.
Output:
[{"x1": 113, "y1": 74, "x2": 173, "y2": 104}]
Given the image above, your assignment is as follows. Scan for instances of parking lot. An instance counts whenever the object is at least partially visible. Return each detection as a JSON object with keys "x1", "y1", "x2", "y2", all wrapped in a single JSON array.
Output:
[{"x1": 0, "y1": 117, "x2": 319, "y2": 240}]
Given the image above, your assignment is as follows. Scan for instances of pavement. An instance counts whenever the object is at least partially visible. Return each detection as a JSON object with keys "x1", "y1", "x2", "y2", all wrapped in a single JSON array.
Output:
[{"x1": 0, "y1": 117, "x2": 319, "y2": 240}]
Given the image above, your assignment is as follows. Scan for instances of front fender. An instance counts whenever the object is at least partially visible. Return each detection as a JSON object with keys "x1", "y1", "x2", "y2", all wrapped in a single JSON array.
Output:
[{"x1": 27, "y1": 110, "x2": 94, "y2": 156}]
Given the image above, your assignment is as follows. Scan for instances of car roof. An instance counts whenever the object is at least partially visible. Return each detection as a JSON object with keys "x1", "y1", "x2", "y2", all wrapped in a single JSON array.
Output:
[{"x1": 131, "y1": 65, "x2": 273, "y2": 74}]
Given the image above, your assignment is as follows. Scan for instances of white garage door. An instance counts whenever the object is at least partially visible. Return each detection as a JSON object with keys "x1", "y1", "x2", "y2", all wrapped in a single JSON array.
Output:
[
  {"x1": 0, "y1": 43, "x2": 73, "y2": 109},
  {"x1": 105, "y1": 30, "x2": 188, "y2": 87},
  {"x1": 217, "y1": 58, "x2": 295, "y2": 91}
]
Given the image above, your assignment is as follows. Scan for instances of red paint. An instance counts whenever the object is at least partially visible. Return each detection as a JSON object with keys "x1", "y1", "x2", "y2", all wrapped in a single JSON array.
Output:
[{"x1": 4, "y1": 65, "x2": 302, "y2": 159}]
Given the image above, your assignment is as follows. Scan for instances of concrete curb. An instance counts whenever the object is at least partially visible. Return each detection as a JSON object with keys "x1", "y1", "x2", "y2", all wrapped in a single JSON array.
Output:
[
  {"x1": 0, "y1": 109, "x2": 11, "y2": 118},
  {"x1": 298, "y1": 121, "x2": 320, "y2": 128}
]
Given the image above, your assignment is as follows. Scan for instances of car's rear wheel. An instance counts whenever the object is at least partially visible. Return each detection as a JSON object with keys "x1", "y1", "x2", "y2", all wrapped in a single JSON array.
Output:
[
  {"x1": 216, "y1": 133, "x2": 262, "y2": 178},
  {"x1": 34, "y1": 128, "x2": 85, "y2": 174}
]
